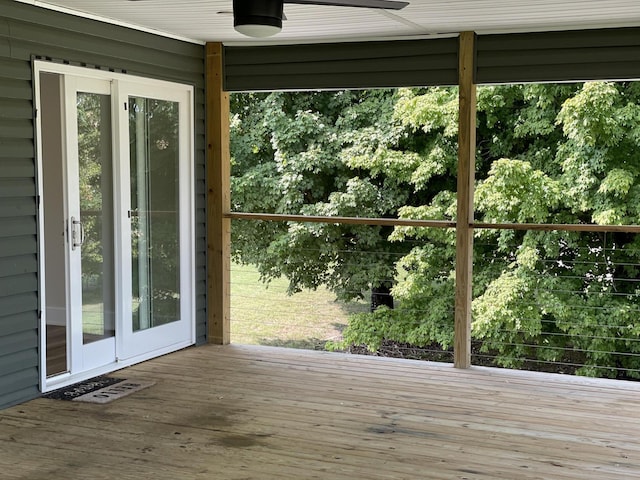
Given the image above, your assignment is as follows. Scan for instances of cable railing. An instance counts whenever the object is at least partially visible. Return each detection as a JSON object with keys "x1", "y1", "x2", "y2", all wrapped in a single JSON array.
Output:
[
  {"x1": 229, "y1": 214, "x2": 455, "y2": 355},
  {"x1": 472, "y1": 229, "x2": 640, "y2": 379},
  {"x1": 230, "y1": 251, "x2": 458, "y2": 360},
  {"x1": 228, "y1": 212, "x2": 640, "y2": 380},
  {"x1": 229, "y1": 226, "x2": 426, "y2": 349}
]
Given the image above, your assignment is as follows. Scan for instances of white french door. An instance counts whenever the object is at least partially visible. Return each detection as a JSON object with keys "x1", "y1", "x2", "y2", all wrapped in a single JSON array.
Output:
[
  {"x1": 37, "y1": 63, "x2": 195, "y2": 391},
  {"x1": 116, "y1": 82, "x2": 194, "y2": 361},
  {"x1": 64, "y1": 76, "x2": 117, "y2": 373}
]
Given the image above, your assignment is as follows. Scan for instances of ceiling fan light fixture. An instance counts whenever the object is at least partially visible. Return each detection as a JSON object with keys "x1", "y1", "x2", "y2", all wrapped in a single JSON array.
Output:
[
  {"x1": 231, "y1": 0, "x2": 410, "y2": 38},
  {"x1": 233, "y1": 0, "x2": 284, "y2": 37},
  {"x1": 234, "y1": 16, "x2": 282, "y2": 37}
]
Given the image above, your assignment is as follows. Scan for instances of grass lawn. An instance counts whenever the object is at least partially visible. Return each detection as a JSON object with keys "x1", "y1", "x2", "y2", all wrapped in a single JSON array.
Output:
[{"x1": 231, "y1": 263, "x2": 369, "y2": 349}]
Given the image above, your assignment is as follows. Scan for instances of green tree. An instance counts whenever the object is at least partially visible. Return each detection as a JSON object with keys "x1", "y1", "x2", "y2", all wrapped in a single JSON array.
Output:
[
  {"x1": 231, "y1": 89, "x2": 438, "y2": 308},
  {"x1": 471, "y1": 82, "x2": 640, "y2": 377},
  {"x1": 77, "y1": 92, "x2": 109, "y2": 277},
  {"x1": 231, "y1": 82, "x2": 640, "y2": 378}
]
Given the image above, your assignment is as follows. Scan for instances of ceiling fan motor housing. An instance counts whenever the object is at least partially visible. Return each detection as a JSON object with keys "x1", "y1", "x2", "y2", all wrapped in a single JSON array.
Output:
[{"x1": 233, "y1": 0, "x2": 285, "y2": 29}]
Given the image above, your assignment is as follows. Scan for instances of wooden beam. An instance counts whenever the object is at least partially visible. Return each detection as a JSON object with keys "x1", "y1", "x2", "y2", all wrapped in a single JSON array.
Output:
[
  {"x1": 475, "y1": 222, "x2": 640, "y2": 233},
  {"x1": 227, "y1": 212, "x2": 456, "y2": 229},
  {"x1": 205, "y1": 43, "x2": 231, "y2": 345},
  {"x1": 454, "y1": 32, "x2": 477, "y2": 369}
]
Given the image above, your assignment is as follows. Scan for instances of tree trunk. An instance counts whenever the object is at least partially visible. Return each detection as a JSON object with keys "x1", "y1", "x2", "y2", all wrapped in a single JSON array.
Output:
[{"x1": 371, "y1": 283, "x2": 394, "y2": 311}]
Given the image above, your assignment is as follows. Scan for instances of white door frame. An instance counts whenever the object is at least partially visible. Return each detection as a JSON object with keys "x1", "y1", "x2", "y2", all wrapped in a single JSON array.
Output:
[
  {"x1": 63, "y1": 75, "x2": 117, "y2": 374},
  {"x1": 114, "y1": 80, "x2": 196, "y2": 361},
  {"x1": 35, "y1": 62, "x2": 196, "y2": 392}
]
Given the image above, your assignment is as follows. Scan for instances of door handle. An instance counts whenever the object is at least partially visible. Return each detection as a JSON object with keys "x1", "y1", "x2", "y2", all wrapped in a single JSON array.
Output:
[{"x1": 71, "y1": 216, "x2": 84, "y2": 250}]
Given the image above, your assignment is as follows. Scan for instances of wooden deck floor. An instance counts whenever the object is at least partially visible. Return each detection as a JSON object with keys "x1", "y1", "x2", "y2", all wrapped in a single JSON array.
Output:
[{"x1": 2, "y1": 344, "x2": 640, "y2": 479}]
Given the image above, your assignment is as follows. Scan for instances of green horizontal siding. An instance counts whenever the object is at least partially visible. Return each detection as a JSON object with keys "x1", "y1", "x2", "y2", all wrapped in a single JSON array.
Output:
[
  {"x1": 0, "y1": 311, "x2": 38, "y2": 338},
  {"x1": 3, "y1": 2, "x2": 198, "y2": 57},
  {"x1": 224, "y1": 37, "x2": 459, "y2": 91},
  {"x1": 0, "y1": 217, "x2": 36, "y2": 238},
  {"x1": 0, "y1": 0, "x2": 206, "y2": 410},
  {"x1": 0, "y1": 235, "x2": 37, "y2": 258},
  {"x1": 226, "y1": 26, "x2": 640, "y2": 93},
  {"x1": 0, "y1": 273, "x2": 38, "y2": 297},
  {"x1": 0, "y1": 367, "x2": 39, "y2": 409},
  {"x1": 0, "y1": 139, "x2": 34, "y2": 158},
  {"x1": 0, "y1": 329, "x2": 38, "y2": 357},
  {"x1": 0, "y1": 58, "x2": 31, "y2": 80},
  {"x1": 0, "y1": 255, "x2": 37, "y2": 279},
  {"x1": 0, "y1": 178, "x2": 35, "y2": 197},
  {"x1": 0, "y1": 158, "x2": 35, "y2": 178},
  {"x1": 0, "y1": 349, "x2": 39, "y2": 378},
  {"x1": 0, "y1": 119, "x2": 34, "y2": 140},
  {"x1": 0, "y1": 97, "x2": 33, "y2": 119},
  {"x1": 0, "y1": 291, "x2": 38, "y2": 319},
  {"x1": 0, "y1": 197, "x2": 36, "y2": 218},
  {"x1": 0, "y1": 77, "x2": 32, "y2": 100},
  {"x1": 477, "y1": 27, "x2": 640, "y2": 84},
  {"x1": 0, "y1": 314, "x2": 38, "y2": 408}
]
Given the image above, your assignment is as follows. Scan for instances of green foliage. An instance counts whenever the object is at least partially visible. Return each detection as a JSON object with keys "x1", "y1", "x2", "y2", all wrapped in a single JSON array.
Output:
[
  {"x1": 476, "y1": 159, "x2": 562, "y2": 223},
  {"x1": 231, "y1": 81, "x2": 640, "y2": 378},
  {"x1": 231, "y1": 89, "x2": 426, "y2": 301},
  {"x1": 473, "y1": 270, "x2": 543, "y2": 368},
  {"x1": 473, "y1": 83, "x2": 640, "y2": 377},
  {"x1": 76, "y1": 93, "x2": 109, "y2": 276},
  {"x1": 555, "y1": 82, "x2": 640, "y2": 223}
]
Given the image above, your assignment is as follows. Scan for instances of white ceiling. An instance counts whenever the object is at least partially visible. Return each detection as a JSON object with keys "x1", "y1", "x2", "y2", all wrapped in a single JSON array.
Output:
[{"x1": 15, "y1": 0, "x2": 640, "y2": 45}]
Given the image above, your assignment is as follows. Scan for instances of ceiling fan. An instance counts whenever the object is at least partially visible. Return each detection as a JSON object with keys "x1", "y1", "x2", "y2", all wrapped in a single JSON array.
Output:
[
  {"x1": 129, "y1": 0, "x2": 410, "y2": 38},
  {"x1": 232, "y1": 0, "x2": 409, "y2": 37}
]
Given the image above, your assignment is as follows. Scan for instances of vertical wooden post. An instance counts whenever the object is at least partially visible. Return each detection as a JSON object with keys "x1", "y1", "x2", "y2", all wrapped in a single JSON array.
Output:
[
  {"x1": 454, "y1": 32, "x2": 477, "y2": 368},
  {"x1": 206, "y1": 42, "x2": 231, "y2": 344}
]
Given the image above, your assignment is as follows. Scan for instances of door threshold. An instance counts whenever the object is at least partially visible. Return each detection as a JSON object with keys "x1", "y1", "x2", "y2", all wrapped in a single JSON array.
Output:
[
  {"x1": 42, "y1": 339, "x2": 193, "y2": 393},
  {"x1": 44, "y1": 362, "x2": 126, "y2": 393}
]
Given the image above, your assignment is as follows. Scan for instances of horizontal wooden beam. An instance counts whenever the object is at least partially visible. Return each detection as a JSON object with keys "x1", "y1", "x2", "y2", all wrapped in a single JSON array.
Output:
[
  {"x1": 227, "y1": 212, "x2": 456, "y2": 229},
  {"x1": 473, "y1": 222, "x2": 640, "y2": 233},
  {"x1": 229, "y1": 212, "x2": 640, "y2": 235}
]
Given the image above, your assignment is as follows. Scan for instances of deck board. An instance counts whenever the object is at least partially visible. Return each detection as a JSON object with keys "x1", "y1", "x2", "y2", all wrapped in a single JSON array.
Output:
[{"x1": 2, "y1": 344, "x2": 640, "y2": 479}]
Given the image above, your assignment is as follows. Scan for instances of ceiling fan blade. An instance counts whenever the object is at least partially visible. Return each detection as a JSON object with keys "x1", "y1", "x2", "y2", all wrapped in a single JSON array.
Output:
[{"x1": 285, "y1": 0, "x2": 409, "y2": 10}]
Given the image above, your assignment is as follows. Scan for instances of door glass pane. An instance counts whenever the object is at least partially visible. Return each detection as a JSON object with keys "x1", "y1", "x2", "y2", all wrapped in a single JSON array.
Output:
[
  {"x1": 77, "y1": 92, "x2": 116, "y2": 344},
  {"x1": 130, "y1": 97, "x2": 181, "y2": 331},
  {"x1": 41, "y1": 72, "x2": 69, "y2": 375}
]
